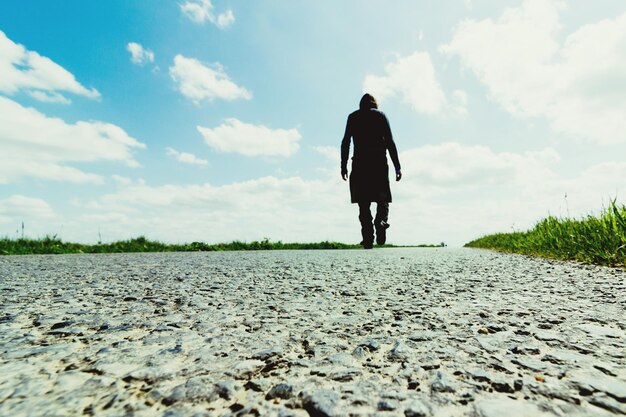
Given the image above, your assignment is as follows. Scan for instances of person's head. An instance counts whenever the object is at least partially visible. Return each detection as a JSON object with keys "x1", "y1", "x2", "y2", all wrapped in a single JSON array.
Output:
[{"x1": 359, "y1": 93, "x2": 378, "y2": 110}]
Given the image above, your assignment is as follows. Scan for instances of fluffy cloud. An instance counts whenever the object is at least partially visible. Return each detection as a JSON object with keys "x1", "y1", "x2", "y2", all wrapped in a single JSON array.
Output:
[
  {"x1": 312, "y1": 146, "x2": 340, "y2": 163},
  {"x1": 0, "y1": 30, "x2": 100, "y2": 103},
  {"x1": 126, "y1": 42, "x2": 155, "y2": 65},
  {"x1": 0, "y1": 96, "x2": 145, "y2": 184},
  {"x1": 363, "y1": 52, "x2": 449, "y2": 114},
  {"x1": 198, "y1": 118, "x2": 301, "y2": 157},
  {"x1": 169, "y1": 55, "x2": 251, "y2": 103},
  {"x1": 441, "y1": 0, "x2": 626, "y2": 144},
  {"x1": 25, "y1": 139, "x2": 625, "y2": 246},
  {"x1": 180, "y1": 0, "x2": 235, "y2": 28},
  {"x1": 0, "y1": 195, "x2": 54, "y2": 222},
  {"x1": 71, "y1": 175, "x2": 352, "y2": 243},
  {"x1": 400, "y1": 142, "x2": 559, "y2": 188},
  {"x1": 165, "y1": 147, "x2": 208, "y2": 166}
]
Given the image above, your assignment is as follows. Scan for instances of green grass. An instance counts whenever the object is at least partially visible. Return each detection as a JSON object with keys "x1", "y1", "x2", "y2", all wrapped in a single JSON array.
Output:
[
  {"x1": 0, "y1": 236, "x2": 442, "y2": 255},
  {"x1": 465, "y1": 201, "x2": 626, "y2": 267}
]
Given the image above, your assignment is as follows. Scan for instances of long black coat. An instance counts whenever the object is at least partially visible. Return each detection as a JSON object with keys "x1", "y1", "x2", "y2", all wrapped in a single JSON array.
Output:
[{"x1": 341, "y1": 108, "x2": 401, "y2": 203}]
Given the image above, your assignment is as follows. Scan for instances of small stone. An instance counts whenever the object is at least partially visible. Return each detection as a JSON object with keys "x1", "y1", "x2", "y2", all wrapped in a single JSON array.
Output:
[
  {"x1": 164, "y1": 377, "x2": 216, "y2": 405},
  {"x1": 251, "y1": 347, "x2": 283, "y2": 361},
  {"x1": 352, "y1": 346, "x2": 366, "y2": 358},
  {"x1": 300, "y1": 389, "x2": 339, "y2": 417},
  {"x1": 408, "y1": 331, "x2": 435, "y2": 342},
  {"x1": 50, "y1": 321, "x2": 75, "y2": 330},
  {"x1": 511, "y1": 345, "x2": 540, "y2": 355},
  {"x1": 388, "y1": 340, "x2": 410, "y2": 362},
  {"x1": 485, "y1": 323, "x2": 505, "y2": 333},
  {"x1": 329, "y1": 368, "x2": 362, "y2": 382},
  {"x1": 419, "y1": 356, "x2": 441, "y2": 370},
  {"x1": 377, "y1": 400, "x2": 397, "y2": 411},
  {"x1": 227, "y1": 360, "x2": 265, "y2": 379},
  {"x1": 404, "y1": 399, "x2": 430, "y2": 417},
  {"x1": 123, "y1": 366, "x2": 174, "y2": 383},
  {"x1": 244, "y1": 379, "x2": 271, "y2": 392},
  {"x1": 491, "y1": 379, "x2": 515, "y2": 393},
  {"x1": 533, "y1": 330, "x2": 563, "y2": 342},
  {"x1": 265, "y1": 383, "x2": 294, "y2": 400},
  {"x1": 358, "y1": 338, "x2": 380, "y2": 352},
  {"x1": 214, "y1": 380, "x2": 236, "y2": 400},
  {"x1": 431, "y1": 371, "x2": 456, "y2": 393},
  {"x1": 467, "y1": 369, "x2": 491, "y2": 383}
]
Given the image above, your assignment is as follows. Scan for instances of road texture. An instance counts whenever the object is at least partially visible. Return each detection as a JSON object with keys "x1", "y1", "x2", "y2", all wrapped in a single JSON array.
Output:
[{"x1": 1, "y1": 248, "x2": 625, "y2": 416}]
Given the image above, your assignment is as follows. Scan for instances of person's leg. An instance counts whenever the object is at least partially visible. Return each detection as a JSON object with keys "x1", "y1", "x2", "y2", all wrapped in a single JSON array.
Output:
[
  {"x1": 358, "y1": 202, "x2": 374, "y2": 249},
  {"x1": 375, "y1": 202, "x2": 390, "y2": 245}
]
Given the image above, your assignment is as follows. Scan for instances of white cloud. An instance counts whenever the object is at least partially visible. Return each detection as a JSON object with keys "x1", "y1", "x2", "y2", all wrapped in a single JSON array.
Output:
[
  {"x1": 126, "y1": 42, "x2": 155, "y2": 65},
  {"x1": 180, "y1": 0, "x2": 235, "y2": 28},
  {"x1": 441, "y1": 0, "x2": 626, "y2": 144},
  {"x1": 363, "y1": 52, "x2": 449, "y2": 114},
  {"x1": 451, "y1": 90, "x2": 468, "y2": 115},
  {"x1": 198, "y1": 118, "x2": 301, "y2": 157},
  {"x1": 27, "y1": 90, "x2": 71, "y2": 104},
  {"x1": 166, "y1": 147, "x2": 208, "y2": 166},
  {"x1": 312, "y1": 146, "x2": 340, "y2": 163},
  {"x1": 169, "y1": 54, "x2": 251, "y2": 103},
  {"x1": 0, "y1": 195, "x2": 55, "y2": 221},
  {"x1": 0, "y1": 30, "x2": 100, "y2": 103},
  {"x1": 0, "y1": 96, "x2": 145, "y2": 184},
  {"x1": 400, "y1": 142, "x2": 559, "y2": 188},
  {"x1": 32, "y1": 138, "x2": 626, "y2": 246},
  {"x1": 71, "y1": 175, "x2": 352, "y2": 244},
  {"x1": 112, "y1": 175, "x2": 132, "y2": 186}
]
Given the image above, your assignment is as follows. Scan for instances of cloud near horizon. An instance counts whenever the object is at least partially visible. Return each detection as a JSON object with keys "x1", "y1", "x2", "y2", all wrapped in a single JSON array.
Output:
[
  {"x1": 198, "y1": 118, "x2": 301, "y2": 157},
  {"x1": 27, "y1": 142, "x2": 618, "y2": 246},
  {"x1": 0, "y1": 30, "x2": 100, "y2": 103},
  {"x1": 0, "y1": 96, "x2": 145, "y2": 184}
]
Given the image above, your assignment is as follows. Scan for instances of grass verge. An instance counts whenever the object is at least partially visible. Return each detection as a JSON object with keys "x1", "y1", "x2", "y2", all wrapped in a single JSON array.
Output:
[
  {"x1": 465, "y1": 201, "x2": 626, "y2": 267},
  {"x1": 0, "y1": 236, "x2": 442, "y2": 255}
]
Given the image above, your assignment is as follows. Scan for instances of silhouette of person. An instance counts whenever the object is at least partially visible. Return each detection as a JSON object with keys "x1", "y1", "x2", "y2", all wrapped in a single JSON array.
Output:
[{"x1": 341, "y1": 93, "x2": 401, "y2": 249}]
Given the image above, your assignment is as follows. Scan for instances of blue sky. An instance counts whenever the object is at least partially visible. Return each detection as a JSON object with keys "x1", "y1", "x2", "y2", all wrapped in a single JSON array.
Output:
[{"x1": 1, "y1": 0, "x2": 626, "y2": 246}]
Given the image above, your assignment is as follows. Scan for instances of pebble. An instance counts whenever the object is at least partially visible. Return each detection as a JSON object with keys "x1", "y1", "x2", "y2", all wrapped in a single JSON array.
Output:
[
  {"x1": 300, "y1": 389, "x2": 339, "y2": 417},
  {"x1": 430, "y1": 371, "x2": 456, "y2": 393}
]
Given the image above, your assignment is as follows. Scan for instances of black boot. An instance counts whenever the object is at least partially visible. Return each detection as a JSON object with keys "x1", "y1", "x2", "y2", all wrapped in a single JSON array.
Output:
[
  {"x1": 374, "y1": 202, "x2": 390, "y2": 245},
  {"x1": 358, "y1": 202, "x2": 374, "y2": 249},
  {"x1": 375, "y1": 221, "x2": 390, "y2": 245}
]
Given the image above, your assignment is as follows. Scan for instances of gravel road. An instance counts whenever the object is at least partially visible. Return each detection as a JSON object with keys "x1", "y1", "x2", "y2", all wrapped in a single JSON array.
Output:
[{"x1": 1, "y1": 248, "x2": 625, "y2": 416}]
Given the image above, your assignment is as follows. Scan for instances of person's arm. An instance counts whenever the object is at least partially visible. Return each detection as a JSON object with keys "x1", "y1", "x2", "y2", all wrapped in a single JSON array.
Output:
[
  {"x1": 383, "y1": 114, "x2": 402, "y2": 181},
  {"x1": 340, "y1": 115, "x2": 352, "y2": 181}
]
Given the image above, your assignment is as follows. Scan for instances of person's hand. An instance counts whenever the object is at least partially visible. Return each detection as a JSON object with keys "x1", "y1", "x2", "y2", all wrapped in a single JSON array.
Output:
[
  {"x1": 341, "y1": 169, "x2": 348, "y2": 181},
  {"x1": 396, "y1": 169, "x2": 402, "y2": 181}
]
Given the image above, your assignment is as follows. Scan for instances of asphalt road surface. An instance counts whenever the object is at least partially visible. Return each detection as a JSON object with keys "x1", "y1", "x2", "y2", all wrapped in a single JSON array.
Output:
[{"x1": 1, "y1": 248, "x2": 625, "y2": 416}]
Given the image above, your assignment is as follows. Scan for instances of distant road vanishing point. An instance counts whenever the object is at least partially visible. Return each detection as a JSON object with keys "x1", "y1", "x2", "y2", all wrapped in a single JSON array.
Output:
[{"x1": 1, "y1": 248, "x2": 625, "y2": 416}]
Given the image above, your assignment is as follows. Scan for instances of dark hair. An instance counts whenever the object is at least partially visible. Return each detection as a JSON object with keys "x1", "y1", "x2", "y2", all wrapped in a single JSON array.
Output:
[{"x1": 359, "y1": 93, "x2": 378, "y2": 110}]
